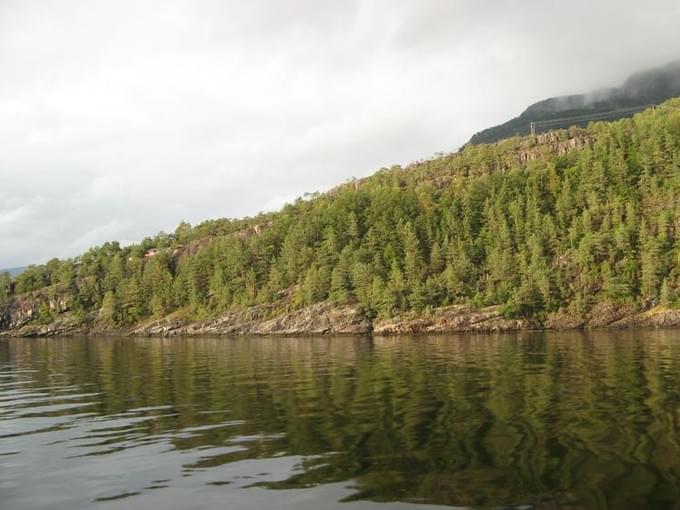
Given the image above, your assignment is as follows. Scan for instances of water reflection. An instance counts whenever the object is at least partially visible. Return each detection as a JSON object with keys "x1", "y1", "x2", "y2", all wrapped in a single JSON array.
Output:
[{"x1": 1, "y1": 332, "x2": 680, "y2": 509}]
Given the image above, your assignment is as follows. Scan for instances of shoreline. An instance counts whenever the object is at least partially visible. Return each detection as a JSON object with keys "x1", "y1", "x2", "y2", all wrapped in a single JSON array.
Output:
[{"x1": 5, "y1": 301, "x2": 680, "y2": 338}]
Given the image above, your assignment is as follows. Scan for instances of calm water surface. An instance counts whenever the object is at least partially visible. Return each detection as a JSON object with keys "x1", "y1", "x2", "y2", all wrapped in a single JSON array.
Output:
[{"x1": 2, "y1": 332, "x2": 680, "y2": 509}]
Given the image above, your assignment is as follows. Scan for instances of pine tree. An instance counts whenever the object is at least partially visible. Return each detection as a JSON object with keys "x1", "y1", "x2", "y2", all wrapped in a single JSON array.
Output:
[
  {"x1": 6, "y1": 101, "x2": 680, "y2": 327},
  {"x1": 0, "y1": 272, "x2": 10, "y2": 305},
  {"x1": 660, "y1": 278, "x2": 674, "y2": 308},
  {"x1": 99, "y1": 290, "x2": 120, "y2": 325},
  {"x1": 430, "y1": 241, "x2": 444, "y2": 274},
  {"x1": 329, "y1": 247, "x2": 353, "y2": 304},
  {"x1": 385, "y1": 260, "x2": 407, "y2": 314},
  {"x1": 351, "y1": 261, "x2": 373, "y2": 309}
]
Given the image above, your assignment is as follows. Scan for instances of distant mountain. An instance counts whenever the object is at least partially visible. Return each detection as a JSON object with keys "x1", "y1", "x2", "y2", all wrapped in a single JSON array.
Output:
[
  {"x1": 468, "y1": 61, "x2": 680, "y2": 145},
  {"x1": 0, "y1": 267, "x2": 26, "y2": 277}
]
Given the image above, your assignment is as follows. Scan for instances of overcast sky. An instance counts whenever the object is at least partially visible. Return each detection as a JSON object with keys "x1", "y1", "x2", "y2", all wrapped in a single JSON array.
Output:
[{"x1": 1, "y1": 0, "x2": 679, "y2": 268}]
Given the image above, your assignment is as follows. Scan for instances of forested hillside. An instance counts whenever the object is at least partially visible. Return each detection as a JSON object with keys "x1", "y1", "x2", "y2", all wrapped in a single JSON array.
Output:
[{"x1": 3, "y1": 100, "x2": 680, "y2": 334}]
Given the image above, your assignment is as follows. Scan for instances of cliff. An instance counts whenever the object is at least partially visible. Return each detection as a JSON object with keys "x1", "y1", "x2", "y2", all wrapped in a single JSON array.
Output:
[{"x1": 0, "y1": 289, "x2": 88, "y2": 337}]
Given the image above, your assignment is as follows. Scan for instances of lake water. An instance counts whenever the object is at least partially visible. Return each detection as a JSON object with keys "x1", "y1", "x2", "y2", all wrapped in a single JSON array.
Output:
[{"x1": 1, "y1": 332, "x2": 680, "y2": 509}]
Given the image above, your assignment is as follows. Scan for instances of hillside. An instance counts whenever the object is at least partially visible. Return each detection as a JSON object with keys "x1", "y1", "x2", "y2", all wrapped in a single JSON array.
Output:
[
  {"x1": 3, "y1": 100, "x2": 680, "y2": 336},
  {"x1": 468, "y1": 61, "x2": 680, "y2": 145}
]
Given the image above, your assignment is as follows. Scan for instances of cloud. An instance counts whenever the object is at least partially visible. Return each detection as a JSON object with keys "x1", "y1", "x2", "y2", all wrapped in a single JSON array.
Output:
[{"x1": 1, "y1": 0, "x2": 679, "y2": 267}]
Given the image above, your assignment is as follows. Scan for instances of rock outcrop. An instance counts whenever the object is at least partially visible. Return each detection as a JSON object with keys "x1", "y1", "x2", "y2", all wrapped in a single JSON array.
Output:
[
  {"x1": 0, "y1": 290, "x2": 88, "y2": 337},
  {"x1": 7, "y1": 291, "x2": 680, "y2": 337},
  {"x1": 1, "y1": 291, "x2": 67, "y2": 330},
  {"x1": 517, "y1": 130, "x2": 594, "y2": 165},
  {"x1": 130, "y1": 302, "x2": 372, "y2": 337},
  {"x1": 372, "y1": 305, "x2": 532, "y2": 334}
]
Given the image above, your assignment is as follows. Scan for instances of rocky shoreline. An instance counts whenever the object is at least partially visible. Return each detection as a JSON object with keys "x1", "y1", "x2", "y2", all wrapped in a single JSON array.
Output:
[{"x1": 4, "y1": 295, "x2": 680, "y2": 337}]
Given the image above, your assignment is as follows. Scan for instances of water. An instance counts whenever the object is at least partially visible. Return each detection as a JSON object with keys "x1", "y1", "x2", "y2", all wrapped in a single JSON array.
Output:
[{"x1": 1, "y1": 332, "x2": 680, "y2": 509}]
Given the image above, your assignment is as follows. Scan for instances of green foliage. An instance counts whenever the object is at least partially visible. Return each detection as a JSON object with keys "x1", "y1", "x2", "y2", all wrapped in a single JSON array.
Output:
[
  {"x1": 5, "y1": 101, "x2": 680, "y2": 325},
  {"x1": 0, "y1": 272, "x2": 10, "y2": 305},
  {"x1": 99, "y1": 291, "x2": 120, "y2": 326}
]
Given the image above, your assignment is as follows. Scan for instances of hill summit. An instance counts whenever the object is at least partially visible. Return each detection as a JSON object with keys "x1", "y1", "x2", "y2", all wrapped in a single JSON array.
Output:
[{"x1": 468, "y1": 61, "x2": 680, "y2": 145}]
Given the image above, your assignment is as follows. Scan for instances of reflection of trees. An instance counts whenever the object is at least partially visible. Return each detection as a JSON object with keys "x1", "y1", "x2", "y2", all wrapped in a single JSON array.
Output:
[{"x1": 4, "y1": 331, "x2": 680, "y2": 508}]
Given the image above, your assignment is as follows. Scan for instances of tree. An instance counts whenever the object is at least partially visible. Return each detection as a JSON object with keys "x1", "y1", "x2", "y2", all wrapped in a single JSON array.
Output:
[
  {"x1": 99, "y1": 291, "x2": 120, "y2": 326},
  {"x1": 104, "y1": 254, "x2": 125, "y2": 293},
  {"x1": 402, "y1": 222, "x2": 424, "y2": 286},
  {"x1": 639, "y1": 222, "x2": 661, "y2": 302},
  {"x1": 385, "y1": 260, "x2": 407, "y2": 315},
  {"x1": 351, "y1": 261, "x2": 373, "y2": 310},
  {"x1": 188, "y1": 249, "x2": 212, "y2": 308},
  {"x1": 143, "y1": 255, "x2": 174, "y2": 317},
  {"x1": 329, "y1": 247, "x2": 353, "y2": 304},
  {"x1": 660, "y1": 278, "x2": 675, "y2": 308},
  {"x1": 301, "y1": 265, "x2": 328, "y2": 305},
  {"x1": 122, "y1": 277, "x2": 145, "y2": 323},
  {"x1": 174, "y1": 221, "x2": 192, "y2": 244},
  {"x1": 429, "y1": 241, "x2": 444, "y2": 275},
  {"x1": 5, "y1": 101, "x2": 680, "y2": 329},
  {"x1": 0, "y1": 272, "x2": 10, "y2": 305}
]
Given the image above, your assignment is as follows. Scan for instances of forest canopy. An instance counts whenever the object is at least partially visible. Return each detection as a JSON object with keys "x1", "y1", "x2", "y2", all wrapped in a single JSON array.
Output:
[{"x1": 3, "y1": 100, "x2": 680, "y2": 327}]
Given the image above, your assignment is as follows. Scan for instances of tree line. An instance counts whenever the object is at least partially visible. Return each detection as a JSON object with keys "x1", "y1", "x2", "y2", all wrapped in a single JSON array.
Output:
[{"x1": 3, "y1": 100, "x2": 680, "y2": 326}]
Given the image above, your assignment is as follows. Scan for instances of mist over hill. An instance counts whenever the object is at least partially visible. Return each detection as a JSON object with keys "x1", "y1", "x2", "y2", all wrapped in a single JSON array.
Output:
[{"x1": 468, "y1": 61, "x2": 680, "y2": 145}]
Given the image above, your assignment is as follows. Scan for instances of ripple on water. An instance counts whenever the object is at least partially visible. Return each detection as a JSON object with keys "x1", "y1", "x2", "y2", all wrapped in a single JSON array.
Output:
[{"x1": 1, "y1": 333, "x2": 680, "y2": 509}]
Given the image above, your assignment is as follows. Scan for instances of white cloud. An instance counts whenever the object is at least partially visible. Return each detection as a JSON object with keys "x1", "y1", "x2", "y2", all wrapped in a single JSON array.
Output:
[{"x1": 1, "y1": 0, "x2": 679, "y2": 267}]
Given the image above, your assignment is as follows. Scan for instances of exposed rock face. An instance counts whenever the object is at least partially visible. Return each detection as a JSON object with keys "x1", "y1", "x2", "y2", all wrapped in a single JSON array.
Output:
[
  {"x1": 5, "y1": 316, "x2": 86, "y2": 337},
  {"x1": 130, "y1": 304, "x2": 533, "y2": 337},
  {"x1": 171, "y1": 237, "x2": 216, "y2": 262},
  {"x1": 599, "y1": 306, "x2": 680, "y2": 329},
  {"x1": 373, "y1": 305, "x2": 532, "y2": 335},
  {"x1": 517, "y1": 130, "x2": 594, "y2": 165},
  {"x1": 0, "y1": 291, "x2": 69, "y2": 330},
  {"x1": 543, "y1": 303, "x2": 680, "y2": 330},
  {"x1": 0, "y1": 290, "x2": 86, "y2": 337},
  {"x1": 7, "y1": 292, "x2": 680, "y2": 337},
  {"x1": 171, "y1": 222, "x2": 275, "y2": 262},
  {"x1": 131, "y1": 302, "x2": 372, "y2": 337}
]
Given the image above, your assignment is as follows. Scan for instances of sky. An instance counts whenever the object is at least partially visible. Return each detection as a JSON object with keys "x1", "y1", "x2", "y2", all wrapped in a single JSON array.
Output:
[{"x1": 1, "y1": 0, "x2": 680, "y2": 268}]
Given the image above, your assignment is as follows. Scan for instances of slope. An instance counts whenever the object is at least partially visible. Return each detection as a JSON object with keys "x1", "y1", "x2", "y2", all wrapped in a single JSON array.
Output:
[{"x1": 3, "y1": 100, "x2": 680, "y2": 336}]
